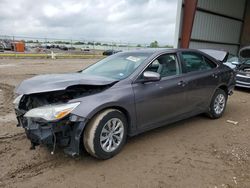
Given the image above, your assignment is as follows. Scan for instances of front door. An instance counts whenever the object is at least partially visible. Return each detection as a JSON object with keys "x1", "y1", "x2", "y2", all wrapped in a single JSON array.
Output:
[{"x1": 132, "y1": 53, "x2": 187, "y2": 131}]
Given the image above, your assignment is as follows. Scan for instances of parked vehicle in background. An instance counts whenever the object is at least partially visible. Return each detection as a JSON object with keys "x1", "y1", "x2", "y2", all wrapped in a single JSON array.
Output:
[
  {"x1": 59, "y1": 45, "x2": 68, "y2": 51},
  {"x1": 198, "y1": 49, "x2": 228, "y2": 62},
  {"x1": 235, "y1": 46, "x2": 250, "y2": 88},
  {"x1": 0, "y1": 44, "x2": 4, "y2": 52},
  {"x1": 14, "y1": 49, "x2": 235, "y2": 160},
  {"x1": 68, "y1": 46, "x2": 76, "y2": 50},
  {"x1": 224, "y1": 55, "x2": 240, "y2": 70},
  {"x1": 103, "y1": 49, "x2": 121, "y2": 56},
  {"x1": 81, "y1": 47, "x2": 92, "y2": 53},
  {"x1": 0, "y1": 39, "x2": 12, "y2": 50},
  {"x1": 198, "y1": 49, "x2": 239, "y2": 70}
]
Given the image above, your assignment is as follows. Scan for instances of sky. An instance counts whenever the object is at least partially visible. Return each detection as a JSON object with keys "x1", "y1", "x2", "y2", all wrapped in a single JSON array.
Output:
[{"x1": 0, "y1": 0, "x2": 178, "y2": 45}]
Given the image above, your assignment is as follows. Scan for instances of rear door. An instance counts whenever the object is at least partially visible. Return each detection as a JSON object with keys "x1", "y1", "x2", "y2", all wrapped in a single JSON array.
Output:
[{"x1": 179, "y1": 51, "x2": 219, "y2": 112}]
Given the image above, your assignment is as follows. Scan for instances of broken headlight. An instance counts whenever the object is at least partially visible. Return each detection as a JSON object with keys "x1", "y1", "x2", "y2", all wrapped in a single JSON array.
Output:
[
  {"x1": 24, "y1": 102, "x2": 80, "y2": 121},
  {"x1": 13, "y1": 94, "x2": 23, "y2": 109}
]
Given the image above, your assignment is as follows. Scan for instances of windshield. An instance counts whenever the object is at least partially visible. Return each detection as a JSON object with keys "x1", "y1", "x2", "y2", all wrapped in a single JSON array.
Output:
[{"x1": 81, "y1": 52, "x2": 152, "y2": 80}]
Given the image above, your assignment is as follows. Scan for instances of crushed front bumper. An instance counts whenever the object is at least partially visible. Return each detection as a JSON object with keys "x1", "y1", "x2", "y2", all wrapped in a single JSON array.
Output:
[
  {"x1": 236, "y1": 74, "x2": 250, "y2": 88},
  {"x1": 15, "y1": 109, "x2": 87, "y2": 156}
]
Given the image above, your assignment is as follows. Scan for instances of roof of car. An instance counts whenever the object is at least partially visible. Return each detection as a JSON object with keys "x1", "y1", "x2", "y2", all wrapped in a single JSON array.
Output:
[
  {"x1": 130, "y1": 48, "x2": 176, "y2": 53},
  {"x1": 119, "y1": 48, "x2": 228, "y2": 62},
  {"x1": 118, "y1": 48, "x2": 172, "y2": 55},
  {"x1": 119, "y1": 48, "x2": 203, "y2": 55}
]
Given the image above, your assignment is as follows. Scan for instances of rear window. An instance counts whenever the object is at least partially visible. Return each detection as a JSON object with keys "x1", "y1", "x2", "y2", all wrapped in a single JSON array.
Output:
[{"x1": 181, "y1": 52, "x2": 217, "y2": 73}]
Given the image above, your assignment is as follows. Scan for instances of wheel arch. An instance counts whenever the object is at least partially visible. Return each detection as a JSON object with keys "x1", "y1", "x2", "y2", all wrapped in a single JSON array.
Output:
[
  {"x1": 207, "y1": 84, "x2": 229, "y2": 109},
  {"x1": 210, "y1": 84, "x2": 228, "y2": 100},
  {"x1": 83, "y1": 106, "x2": 129, "y2": 159},
  {"x1": 218, "y1": 84, "x2": 228, "y2": 95},
  {"x1": 207, "y1": 85, "x2": 228, "y2": 119},
  {"x1": 85, "y1": 105, "x2": 133, "y2": 135}
]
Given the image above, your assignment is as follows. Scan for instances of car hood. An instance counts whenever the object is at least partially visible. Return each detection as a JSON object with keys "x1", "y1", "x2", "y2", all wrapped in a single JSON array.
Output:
[
  {"x1": 238, "y1": 46, "x2": 250, "y2": 70},
  {"x1": 15, "y1": 73, "x2": 117, "y2": 95},
  {"x1": 239, "y1": 46, "x2": 250, "y2": 59}
]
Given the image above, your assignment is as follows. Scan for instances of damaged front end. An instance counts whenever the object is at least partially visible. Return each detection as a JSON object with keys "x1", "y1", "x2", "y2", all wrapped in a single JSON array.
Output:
[
  {"x1": 14, "y1": 84, "x2": 111, "y2": 156},
  {"x1": 16, "y1": 109, "x2": 86, "y2": 156},
  {"x1": 236, "y1": 66, "x2": 250, "y2": 88},
  {"x1": 235, "y1": 46, "x2": 250, "y2": 88}
]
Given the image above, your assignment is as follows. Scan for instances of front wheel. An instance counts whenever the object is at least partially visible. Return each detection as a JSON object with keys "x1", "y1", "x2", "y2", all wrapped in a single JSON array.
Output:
[
  {"x1": 207, "y1": 88, "x2": 227, "y2": 119},
  {"x1": 83, "y1": 109, "x2": 127, "y2": 159}
]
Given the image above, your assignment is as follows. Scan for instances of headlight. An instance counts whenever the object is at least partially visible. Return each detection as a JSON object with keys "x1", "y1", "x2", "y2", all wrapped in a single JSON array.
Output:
[
  {"x1": 13, "y1": 95, "x2": 23, "y2": 109},
  {"x1": 24, "y1": 102, "x2": 80, "y2": 121}
]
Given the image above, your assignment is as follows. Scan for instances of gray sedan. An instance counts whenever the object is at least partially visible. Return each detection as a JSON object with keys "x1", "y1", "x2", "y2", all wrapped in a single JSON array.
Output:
[{"x1": 14, "y1": 49, "x2": 235, "y2": 159}]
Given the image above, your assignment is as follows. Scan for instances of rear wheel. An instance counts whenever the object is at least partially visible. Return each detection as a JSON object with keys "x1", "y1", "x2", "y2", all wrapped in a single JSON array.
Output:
[
  {"x1": 207, "y1": 88, "x2": 227, "y2": 119},
  {"x1": 83, "y1": 109, "x2": 127, "y2": 159}
]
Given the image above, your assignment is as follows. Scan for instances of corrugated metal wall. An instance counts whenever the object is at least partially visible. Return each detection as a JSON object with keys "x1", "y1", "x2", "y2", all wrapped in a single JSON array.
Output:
[
  {"x1": 191, "y1": 12, "x2": 242, "y2": 43},
  {"x1": 189, "y1": 41, "x2": 239, "y2": 55},
  {"x1": 197, "y1": 0, "x2": 245, "y2": 19},
  {"x1": 188, "y1": 0, "x2": 246, "y2": 55}
]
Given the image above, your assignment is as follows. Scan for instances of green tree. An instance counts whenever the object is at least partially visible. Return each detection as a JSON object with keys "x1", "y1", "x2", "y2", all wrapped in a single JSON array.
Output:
[
  {"x1": 74, "y1": 41, "x2": 85, "y2": 45},
  {"x1": 26, "y1": 40, "x2": 34, "y2": 43},
  {"x1": 150, "y1": 41, "x2": 159, "y2": 48},
  {"x1": 95, "y1": 42, "x2": 101, "y2": 46},
  {"x1": 87, "y1": 42, "x2": 94, "y2": 45}
]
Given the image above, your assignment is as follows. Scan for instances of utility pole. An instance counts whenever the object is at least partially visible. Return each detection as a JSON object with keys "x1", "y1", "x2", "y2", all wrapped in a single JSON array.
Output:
[{"x1": 13, "y1": 35, "x2": 17, "y2": 58}]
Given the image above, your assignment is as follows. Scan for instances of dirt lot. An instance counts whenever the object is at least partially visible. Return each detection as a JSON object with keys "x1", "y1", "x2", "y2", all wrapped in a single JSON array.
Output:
[{"x1": 0, "y1": 58, "x2": 249, "y2": 188}]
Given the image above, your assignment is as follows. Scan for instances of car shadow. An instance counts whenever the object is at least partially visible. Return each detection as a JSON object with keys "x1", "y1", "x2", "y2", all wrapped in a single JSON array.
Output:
[
  {"x1": 126, "y1": 114, "x2": 209, "y2": 144},
  {"x1": 72, "y1": 114, "x2": 206, "y2": 161},
  {"x1": 77, "y1": 114, "x2": 214, "y2": 168}
]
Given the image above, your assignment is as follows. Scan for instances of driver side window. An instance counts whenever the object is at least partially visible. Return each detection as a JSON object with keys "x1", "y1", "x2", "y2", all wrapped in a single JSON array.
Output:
[{"x1": 145, "y1": 54, "x2": 180, "y2": 78}]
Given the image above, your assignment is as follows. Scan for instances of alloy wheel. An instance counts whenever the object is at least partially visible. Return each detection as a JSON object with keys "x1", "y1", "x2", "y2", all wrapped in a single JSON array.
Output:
[
  {"x1": 214, "y1": 94, "x2": 225, "y2": 115},
  {"x1": 100, "y1": 118, "x2": 124, "y2": 152}
]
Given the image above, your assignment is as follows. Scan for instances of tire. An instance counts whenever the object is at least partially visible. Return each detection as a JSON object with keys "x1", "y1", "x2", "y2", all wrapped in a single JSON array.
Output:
[
  {"x1": 207, "y1": 88, "x2": 227, "y2": 119},
  {"x1": 83, "y1": 109, "x2": 127, "y2": 159}
]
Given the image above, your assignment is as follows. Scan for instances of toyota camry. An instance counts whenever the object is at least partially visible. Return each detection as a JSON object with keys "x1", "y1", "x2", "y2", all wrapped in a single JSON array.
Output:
[{"x1": 14, "y1": 49, "x2": 235, "y2": 159}]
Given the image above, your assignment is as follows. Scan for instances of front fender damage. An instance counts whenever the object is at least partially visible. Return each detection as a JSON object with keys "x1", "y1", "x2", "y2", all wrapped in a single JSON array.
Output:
[
  {"x1": 15, "y1": 84, "x2": 114, "y2": 157},
  {"x1": 17, "y1": 112, "x2": 87, "y2": 156}
]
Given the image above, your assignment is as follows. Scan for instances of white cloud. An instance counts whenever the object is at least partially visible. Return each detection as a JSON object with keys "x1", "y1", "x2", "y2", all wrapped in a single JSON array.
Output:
[
  {"x1": 43, "y1": 5, "x2": 60, "y2": 18},
  {"x1": 0, "y1": 0, "x2": 178, "y2": 45}
]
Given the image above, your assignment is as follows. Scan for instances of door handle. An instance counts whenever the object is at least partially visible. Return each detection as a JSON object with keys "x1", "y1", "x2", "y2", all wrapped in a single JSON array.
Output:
[{"x1": 178, "y1": 81, "x2": 186, "y2": 87}]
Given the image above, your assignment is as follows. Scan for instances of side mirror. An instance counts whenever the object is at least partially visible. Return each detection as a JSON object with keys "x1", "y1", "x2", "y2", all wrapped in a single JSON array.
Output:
[{"x1": 143, "y1": 71, "x2": 161, "y2": 82}]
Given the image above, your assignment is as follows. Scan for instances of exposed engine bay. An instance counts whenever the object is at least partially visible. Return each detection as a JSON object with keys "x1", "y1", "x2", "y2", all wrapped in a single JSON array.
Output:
[
  {"x1": 18, "y1": 84, "x2": 110, "y2": 111},
  {"x1": 237, "y1": 63, "x2": 250, "y2": 76},
  {"x1": 240, "y1": 67, "x2": 250, "y2": 74},
  {"x1": 235, "y1": 61, "x2": 250, "y2": 88},
  {"x1": 15, "y1": 84, "x2": 113, "y2": 156}
]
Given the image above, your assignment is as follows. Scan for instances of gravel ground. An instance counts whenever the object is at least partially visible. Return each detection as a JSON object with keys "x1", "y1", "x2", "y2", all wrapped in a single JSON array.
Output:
[{"x1": 0, "y1": 58, "x2": 249, "y2": 188}]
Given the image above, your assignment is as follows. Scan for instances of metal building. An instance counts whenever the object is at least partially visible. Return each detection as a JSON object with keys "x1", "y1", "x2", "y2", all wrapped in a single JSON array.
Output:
[{"x1": 174, "y1": 0, "x2": 250, "y2": 55}]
